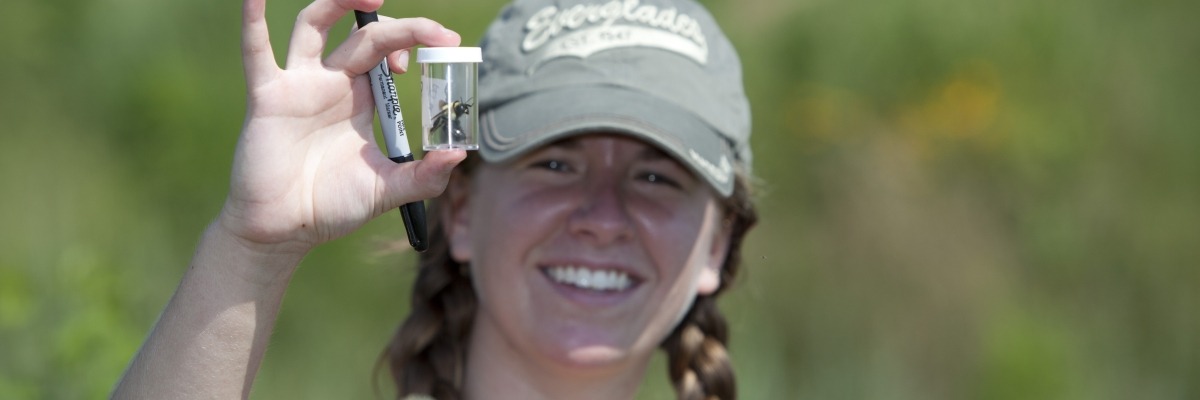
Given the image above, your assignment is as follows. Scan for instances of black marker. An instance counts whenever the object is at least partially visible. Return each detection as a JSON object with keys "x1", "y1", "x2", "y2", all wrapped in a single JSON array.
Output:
[{"x1": 355, "y1": 10, "x2": 428, "y2": 252}]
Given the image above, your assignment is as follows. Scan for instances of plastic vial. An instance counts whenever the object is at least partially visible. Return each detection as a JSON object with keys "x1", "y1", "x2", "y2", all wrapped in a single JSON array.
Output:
[{"x1": 417, "y1": 47, "x2": 482, "y2": 151}]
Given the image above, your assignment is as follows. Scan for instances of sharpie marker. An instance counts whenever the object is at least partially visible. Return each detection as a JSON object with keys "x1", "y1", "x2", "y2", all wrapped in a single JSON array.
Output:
[{"x1": 355, "y1": 10, "x2": 428, "y2": 252}]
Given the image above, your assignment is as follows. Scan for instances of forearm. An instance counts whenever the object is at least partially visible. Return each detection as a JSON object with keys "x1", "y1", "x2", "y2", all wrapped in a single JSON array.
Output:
[{"x1": 113, "y1": 222, "x2": 306, "y2": 399}]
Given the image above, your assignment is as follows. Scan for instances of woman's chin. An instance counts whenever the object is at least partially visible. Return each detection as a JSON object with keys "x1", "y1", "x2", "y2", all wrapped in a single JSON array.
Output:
[
  {"x1": 565, "y1": 346, "x2": 625, "y2": 367},
  {"x1": 519, "y1": 309, "x2": 662, "y2": 372},
  {"x1": 535, "y1": 341, "x2": 635, "y2": 372}
]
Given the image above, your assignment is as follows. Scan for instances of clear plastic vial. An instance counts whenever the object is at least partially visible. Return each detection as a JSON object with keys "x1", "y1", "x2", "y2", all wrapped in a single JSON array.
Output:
[{"x1": 417, "y1": 47, "x2": 482, "y2": 151}]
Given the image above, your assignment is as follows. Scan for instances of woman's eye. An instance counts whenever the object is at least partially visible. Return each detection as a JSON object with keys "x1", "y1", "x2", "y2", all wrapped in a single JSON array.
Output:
[
  {"x1": 534, "y1": 159, "x2": 572, "y2": 172},
  {"x1": 638, "y1": 172, "x2": 681, "y2": 188}
]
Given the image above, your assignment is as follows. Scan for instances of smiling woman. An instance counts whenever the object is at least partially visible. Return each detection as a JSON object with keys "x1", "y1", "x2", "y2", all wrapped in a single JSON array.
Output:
[
  {"x1": 385, "y1": 135, "x2": 757, "y2": 399},
  {"x1": 112, "y1": 0, "x2": 755, "y2": 398}
]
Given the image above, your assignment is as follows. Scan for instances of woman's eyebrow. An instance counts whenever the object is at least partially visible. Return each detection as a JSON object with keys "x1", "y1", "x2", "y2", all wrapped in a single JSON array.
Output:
[
  {"x1": 546, "y1": 138, "x2": 583, "y2": 150},
  {"x1": 637, "y1": 146, "x2": 673, "y2": 162}
]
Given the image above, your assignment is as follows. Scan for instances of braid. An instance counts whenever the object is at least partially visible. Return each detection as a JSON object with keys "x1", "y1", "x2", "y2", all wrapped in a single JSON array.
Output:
[
  {"x1": 664, "y1": 297, "x2": 734, "y2": 400},
  {"x1": 662, "y1": 173, "x2": 758, "y2": 400},
  {"x1": 377, "y1": 158, "x2": 481, "y2": 399}
]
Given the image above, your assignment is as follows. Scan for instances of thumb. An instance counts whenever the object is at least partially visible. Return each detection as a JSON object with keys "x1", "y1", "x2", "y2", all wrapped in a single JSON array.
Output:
[{"x1": 375, "y1": 150, "x2": 468, "y2": 213}]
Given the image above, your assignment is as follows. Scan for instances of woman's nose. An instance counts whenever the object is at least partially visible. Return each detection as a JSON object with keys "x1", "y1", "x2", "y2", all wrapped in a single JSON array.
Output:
[{"x1": 566, "y1": 179, "x2": 633, "y2": 246}]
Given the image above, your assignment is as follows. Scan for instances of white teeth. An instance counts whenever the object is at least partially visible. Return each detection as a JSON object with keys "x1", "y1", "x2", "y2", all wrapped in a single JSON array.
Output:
[{"x1": 546, "y1": 265, "x2": 632, "y2": 291}]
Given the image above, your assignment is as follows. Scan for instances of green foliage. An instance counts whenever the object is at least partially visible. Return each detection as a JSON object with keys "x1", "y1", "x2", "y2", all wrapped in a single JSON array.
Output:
[{"x1": 1, "y1": 0, "x2": 1197, "y2": 398}]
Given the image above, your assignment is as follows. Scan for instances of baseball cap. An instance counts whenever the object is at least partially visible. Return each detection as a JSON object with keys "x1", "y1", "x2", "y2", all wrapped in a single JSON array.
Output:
[{"x1": 476, "y1": 0, "x2": 752, "y2": 197}]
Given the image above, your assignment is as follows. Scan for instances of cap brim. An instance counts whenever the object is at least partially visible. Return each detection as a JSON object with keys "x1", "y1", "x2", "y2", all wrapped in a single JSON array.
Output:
[{"x1": 479, "y1": 86, "x2": 736, "y2": 197}]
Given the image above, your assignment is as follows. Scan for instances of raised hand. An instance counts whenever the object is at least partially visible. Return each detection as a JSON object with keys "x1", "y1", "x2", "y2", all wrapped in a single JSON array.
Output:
[
  {"x1": 221, "y1": 0, "x2": 465, "y2": 255},
  {"x1": 113, "y1": 2, "x2": 465, "y2": 397}
]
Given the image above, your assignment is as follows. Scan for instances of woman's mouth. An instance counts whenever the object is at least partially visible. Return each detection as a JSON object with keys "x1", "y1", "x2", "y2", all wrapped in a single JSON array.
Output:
[{"x1": 542, "y1": 265, "x2": 634, "y2": 292}]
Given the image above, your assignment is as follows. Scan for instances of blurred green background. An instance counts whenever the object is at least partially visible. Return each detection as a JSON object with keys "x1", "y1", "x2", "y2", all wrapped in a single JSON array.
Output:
[{"x1": 2, "y1": 0, "x2": 1197, "y2": 398}]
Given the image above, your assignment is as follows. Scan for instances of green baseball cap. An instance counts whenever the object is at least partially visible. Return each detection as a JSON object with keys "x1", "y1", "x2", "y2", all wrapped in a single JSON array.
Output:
[{"x1": 476, "y1": 0, "x2": 752, "y2": 197}]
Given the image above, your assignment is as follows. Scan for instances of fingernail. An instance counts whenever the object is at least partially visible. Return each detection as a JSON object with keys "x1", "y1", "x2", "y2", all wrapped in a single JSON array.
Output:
[{"x1": 397, "y1": 49, "x2": 410, "y2": 71}]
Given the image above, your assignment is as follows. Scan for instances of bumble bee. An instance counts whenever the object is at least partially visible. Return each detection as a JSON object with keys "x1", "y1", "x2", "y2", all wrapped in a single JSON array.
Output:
[{"x1": 429, "y1": 99, "x2": 473, "y2": 142}]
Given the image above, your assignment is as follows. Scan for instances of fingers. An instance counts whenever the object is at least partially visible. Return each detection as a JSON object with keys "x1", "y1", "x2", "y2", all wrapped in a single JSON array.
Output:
[
  {"x1": 325, "y1": 18, "x2": 461, "y2": 76},
  {"x1": 286, "y1": 0, "x2": 383, "y2": 68},
  {"x1": 242, "y1": 0, "x2": 278, "y2": 86},
  {"x1": 376, "y1": 150, "x2": 468, "y2": 213},
  {"x1": 373, "y1": 16, "x2": 411, "y2": 74}
]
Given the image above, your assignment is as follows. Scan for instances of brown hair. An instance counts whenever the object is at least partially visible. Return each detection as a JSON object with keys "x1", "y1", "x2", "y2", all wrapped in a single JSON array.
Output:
[{"x1": 379, "y1": 154, "x2": 758, "y2": 400}]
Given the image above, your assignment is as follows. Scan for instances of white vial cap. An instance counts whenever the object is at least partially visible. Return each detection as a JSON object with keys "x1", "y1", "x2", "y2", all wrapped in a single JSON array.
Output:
[{"x1": 417, "y1": 47, "x2": 482, "y2": 63}]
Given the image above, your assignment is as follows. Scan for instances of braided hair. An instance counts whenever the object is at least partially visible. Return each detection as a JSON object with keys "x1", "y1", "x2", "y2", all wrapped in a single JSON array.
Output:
[
  {"x1": 379, "y1": 155, "x2": 758, "y2": 400},
  {"x1": 662, "y1": 173, "x2": 755, "y2": 400}
]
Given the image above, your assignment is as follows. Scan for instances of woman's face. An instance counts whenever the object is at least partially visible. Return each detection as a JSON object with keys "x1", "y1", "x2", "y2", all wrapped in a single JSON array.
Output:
[{"x1": 445, "y1": 134, "x2": 730, "y2": 371}]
